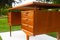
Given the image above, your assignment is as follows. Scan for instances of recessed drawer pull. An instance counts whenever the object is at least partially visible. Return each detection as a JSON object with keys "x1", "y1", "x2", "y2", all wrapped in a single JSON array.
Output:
[
  {"x1": 22, "y1": 24, "x2": 33, "y2": 28},
  {"x1": 22, "y1": 24, "x2": 28, "y2": 26},
  {"x1": 22, "y1": 18, "x2": 31, "y2": 21},
  {"x1": 28, "y1": 25, "x2": 33, "y2": 28},
  {"x1": 26, "y1": 12, "x2": 29, "y2": 14},
  {"x1": 22, "y1": 18, "x2": 28, "y2": 20},
  {"x1": 23, "y1": 12, "x2": 29, "y2": 15}
]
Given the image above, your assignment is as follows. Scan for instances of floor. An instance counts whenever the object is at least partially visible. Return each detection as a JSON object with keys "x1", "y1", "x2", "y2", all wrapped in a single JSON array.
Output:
[{"x1": 0, "y1": 30, "x2": 57, "y2": 40}]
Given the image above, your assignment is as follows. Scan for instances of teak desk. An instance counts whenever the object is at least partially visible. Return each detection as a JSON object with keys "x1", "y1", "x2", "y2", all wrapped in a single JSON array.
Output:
[{"x1": 9, "y1": 2, "x2": 60, "y2": 40}]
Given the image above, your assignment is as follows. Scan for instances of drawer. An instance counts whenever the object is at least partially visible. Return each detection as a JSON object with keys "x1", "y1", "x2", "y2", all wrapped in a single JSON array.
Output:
[
  {"x1": 22, "y1": 23, "x2": 33, "y2": 32},
  {"x1": 28, "y1": 12, "x2": 34, "y2": 19},
  {"x1": 21, "y1": 10, "x2": 34, "y2": 19},
  {"x1": 21, "y1": 18, "x2": 29, "y2": 24},
  {"x1": 22, "y1": 14, "x2": 28, "y2": 18},
  {"x1": 22, "y1": 18, "x2": 33, "y2": 26},
  {"x1": 27, "y1": 19, "x2": 33, "y2": 26},
  {"x1": 21, "y1": 11, "x2": 29, "y2": 18}
]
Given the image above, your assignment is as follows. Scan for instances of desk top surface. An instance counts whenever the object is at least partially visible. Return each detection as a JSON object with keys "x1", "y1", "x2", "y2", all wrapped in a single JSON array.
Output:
[{"x1": 9, "y1": 2, "x2": 60, "y2": 10}]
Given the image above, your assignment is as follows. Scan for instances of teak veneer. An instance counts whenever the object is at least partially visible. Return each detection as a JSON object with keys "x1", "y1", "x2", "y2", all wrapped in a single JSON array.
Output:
[{"x1": 8, "y1": 2, "x2": 60, "y2": 40}]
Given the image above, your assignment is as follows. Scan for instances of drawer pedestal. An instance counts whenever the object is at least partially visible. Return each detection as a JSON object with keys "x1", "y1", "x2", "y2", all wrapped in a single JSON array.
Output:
[{"x1": 21, "y1": 10, "x2": 60, "y2": 40}]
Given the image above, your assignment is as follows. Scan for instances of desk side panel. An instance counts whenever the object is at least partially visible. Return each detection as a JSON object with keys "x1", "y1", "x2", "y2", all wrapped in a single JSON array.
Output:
[{"x1": 8, "y1": 12, "x2": 21, "y2": 26}]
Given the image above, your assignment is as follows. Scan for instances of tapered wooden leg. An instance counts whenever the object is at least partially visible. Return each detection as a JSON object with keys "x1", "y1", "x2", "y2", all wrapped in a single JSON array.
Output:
[
  {"x1": 10, "y1": 26, "x2": 11, "y2": 37},
  {"x1": 26, "y1": 34, "x2": 29, "y2": 40},
  {"x1": 57, "y1": 32, "x2": 60, "y2": 40}
]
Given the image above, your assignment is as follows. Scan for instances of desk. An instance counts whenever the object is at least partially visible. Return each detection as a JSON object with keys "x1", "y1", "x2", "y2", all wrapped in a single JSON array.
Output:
[{"x1": 9, "y1": 2, "x2": 60, "y2": 40}]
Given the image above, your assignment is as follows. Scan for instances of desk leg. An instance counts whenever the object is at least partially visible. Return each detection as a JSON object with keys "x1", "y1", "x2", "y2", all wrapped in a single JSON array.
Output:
[
  {"x1": 57, "y1": 32, "x2": 60, "y2": 40},
  {"x1": 10, "y1": 26, "x2": 11, "y2": 37},
  {"x1": 26, "y1": 34, "x2": 29, "y2": 40}
]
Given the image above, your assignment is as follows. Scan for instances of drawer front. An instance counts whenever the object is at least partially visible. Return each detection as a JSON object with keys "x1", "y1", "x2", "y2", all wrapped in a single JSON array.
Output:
[
  {"x1": 28, "y1": 11, "x2": 34, "y2": 19},
  {"x1": 22, "y1": 18, "x2": 33, "y2": 26},
  {"x1": 22, "y1": 23, "x2": 33, "y2": 33},
  {"x1": 27, "y1": 19, "x2": 33, "y2": 26},
  {"x1": 21, "y1": 10, "x2": 34, "y2": 18},
  {"x1": 21, "y1": 11, "x2": 29, "y2": 18},
  {"x1": 21, "y1": 18, "x2": 28, "y2": 24}
]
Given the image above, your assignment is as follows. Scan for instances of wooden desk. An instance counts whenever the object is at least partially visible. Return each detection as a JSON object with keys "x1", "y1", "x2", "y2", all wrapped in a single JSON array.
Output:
[{"x1": 8, "y1": 2, "x2": 60, "y2": 40}]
